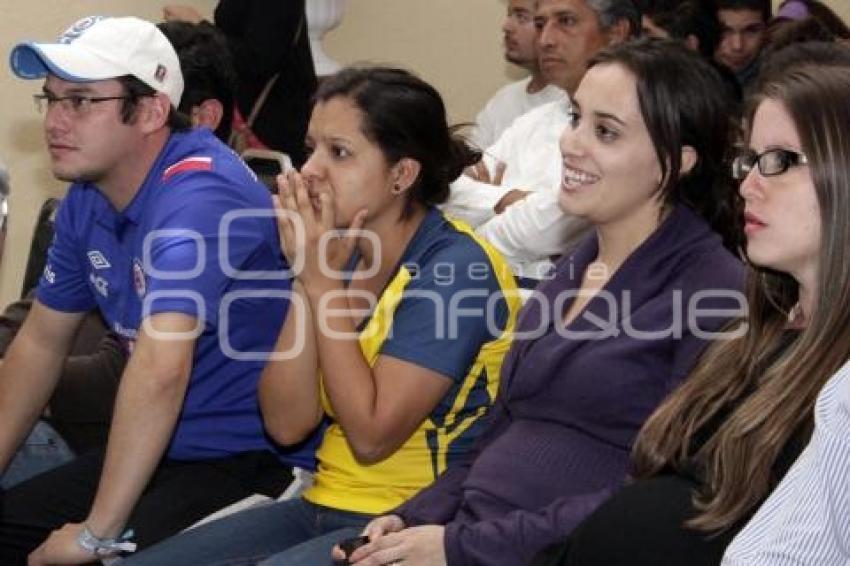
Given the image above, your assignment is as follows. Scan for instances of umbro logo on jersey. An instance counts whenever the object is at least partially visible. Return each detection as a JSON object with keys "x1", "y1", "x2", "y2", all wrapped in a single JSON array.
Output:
[{"x1": 87, "y1": 250, "x2": 111, "y2": 270}]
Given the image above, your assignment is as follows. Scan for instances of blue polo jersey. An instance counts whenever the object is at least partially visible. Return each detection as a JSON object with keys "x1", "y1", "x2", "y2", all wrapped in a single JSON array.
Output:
[
  {"x1": 306, "y1": 209, "x2": 522, "y2": 514},
  {"x1": 37, "y1": 128, "x2": 318, "y2": 468}
]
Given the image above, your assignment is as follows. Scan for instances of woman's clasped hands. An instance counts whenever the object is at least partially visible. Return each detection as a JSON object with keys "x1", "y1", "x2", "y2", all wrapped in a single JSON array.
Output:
[{"x1": 274, "y1": 170, "x2": 368, "y2": 294}]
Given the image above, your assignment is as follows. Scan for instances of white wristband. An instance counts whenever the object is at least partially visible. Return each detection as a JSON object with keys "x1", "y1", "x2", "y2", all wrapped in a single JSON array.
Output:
[{"x1": 77, "y1": 525, "x2": 137, "y2": 557}]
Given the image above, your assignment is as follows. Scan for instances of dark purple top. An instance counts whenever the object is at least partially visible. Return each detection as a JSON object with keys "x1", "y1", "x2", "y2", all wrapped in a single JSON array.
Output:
[{"x1": 394, "y1": 205, "x2": 746, "y2": 565}]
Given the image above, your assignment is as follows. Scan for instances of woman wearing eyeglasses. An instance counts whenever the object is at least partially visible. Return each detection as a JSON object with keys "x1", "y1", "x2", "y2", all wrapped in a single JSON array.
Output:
[{"x1": 538, "y1": 57, "x2": 850, "y2": 566}]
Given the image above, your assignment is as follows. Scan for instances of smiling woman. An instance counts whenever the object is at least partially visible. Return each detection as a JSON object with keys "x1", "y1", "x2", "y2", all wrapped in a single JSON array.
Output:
[
  {"x1": 326, "y1": 39, "x2": 746, "y2": 566},
  {"x1": 544, "y1": 46, "x2": 850, "y2": 566},
  {"x1": 558, "y1": 37, "x2": 744, "y2": 259}
]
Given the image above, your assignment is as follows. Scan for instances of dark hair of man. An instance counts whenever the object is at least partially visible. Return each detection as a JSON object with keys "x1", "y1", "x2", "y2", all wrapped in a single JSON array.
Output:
[
  {"x1": 312, "y1": 66, "x2": 481, "y2": 219},
  {"x1": 116, "y1": 75, "x2": 192, "y2": 132},
  {"x1": 649, "y1": 0, "x2": 723, "y2": 58},
  {"x1": 587, "y1": 0, "x2": 643, "y2": 38},
  {"x1": 771, "y1": 16, "x2": 843, "y2": 47},
  {"x1": 715, "y1": 0, "x2": 772, "y2": 23},
  {"x1": 157, "y1": 20, "x2": 238, "y2": 141},
  {"x1": 635, "y1": 62, "x2": 850, "y2": 532},
  {"x1": 588, "y1": 38, "x2": 742, "y2": 252},
  {"x1": 804, "y1": 0, "x2": 850, "y2": 37},
  {"x1": 643, "y1": 1, "x2": 742, "y2": 102},
  {"x1": 765, "y1": 17, "x2": 850, "y2": 59}
]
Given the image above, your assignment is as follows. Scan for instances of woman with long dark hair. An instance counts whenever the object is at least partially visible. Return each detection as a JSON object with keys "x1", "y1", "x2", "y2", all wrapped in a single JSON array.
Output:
[
  {"x1": 722, "y1": 63, "x2": 850, "y2": 566},
  {"x1": 345, "y1": 39, "x2": 746, "y2": 566},
  {"x1": 544, "y1": 51, "x2": 850, "y2": 566}
]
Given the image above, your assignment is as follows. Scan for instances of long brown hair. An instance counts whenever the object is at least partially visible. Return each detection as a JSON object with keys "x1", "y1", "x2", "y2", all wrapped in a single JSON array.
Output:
[{"x1": 633, "y1": 63, "x2": 850, "y2": 532}]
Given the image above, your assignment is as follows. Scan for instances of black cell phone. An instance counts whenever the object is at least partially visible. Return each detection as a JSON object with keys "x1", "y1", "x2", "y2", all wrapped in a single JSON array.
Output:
[{"x1": 333, "y1": 535, "x2": 370, "y2": 565}]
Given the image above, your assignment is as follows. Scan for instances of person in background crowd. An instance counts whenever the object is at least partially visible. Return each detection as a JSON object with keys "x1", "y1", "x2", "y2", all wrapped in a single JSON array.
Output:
[
  {"x1": 759, "y1": 39, "x2": 850, "y2": 78},
  {"x1": 772, "y1": 0, "x2": 850, "y2": 34},
  {"x1": 158, "y1": 20, "x2": 238, "y2": 142},
  {"x1": 345, "y1": 39, "x2": 745, "y2": 566},
  {"x1": 639, "y1": 0, "x2": 743, "y2": 105},
  {"x1": 713, "y1": 0, "x2": 771, "y2": 90},
  {"x1": 164, "y1": 1, "x2": 316, "y2": 167},
  {"x1": 443, "y1": 0, "x2": 639, "y2": 283},
  {"x1": 471, "y1": 0, "x2": 565, "y2": 149},
  {"x1": 640, "y1": 0, "x2": 718, "y2": 57},
  {"x1": 765, "y1": 0, "x2": 850, "y2": 52}
]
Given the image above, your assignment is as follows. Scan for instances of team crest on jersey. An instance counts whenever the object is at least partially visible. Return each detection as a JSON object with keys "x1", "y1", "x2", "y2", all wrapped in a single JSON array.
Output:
[
  {"x1": 87, "y1": 250, "x2": 111, "y2": 270},
  {"x1": 89, "y1": 273, "x2": 109, "y2": 298},
  {"x1": 132, "y1": 258, "x2": 146, "y2": 298}
]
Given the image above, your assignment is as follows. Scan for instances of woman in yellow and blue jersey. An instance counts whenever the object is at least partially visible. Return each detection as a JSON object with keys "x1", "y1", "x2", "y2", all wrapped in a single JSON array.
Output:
[{"x1": 125, "y1": 66, "x2": 521, "y2": 566}]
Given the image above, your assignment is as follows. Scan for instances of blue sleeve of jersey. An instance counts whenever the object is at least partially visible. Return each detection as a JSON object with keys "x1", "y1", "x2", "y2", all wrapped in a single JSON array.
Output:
[
  {"x1": 35, "y1": 194, "x2": 97, "y2": 313},
  {"x1": 142, "y1": 172, "x2": 283, "y2": 326},
  {"x1": 380, "y1": 243, "x2": 509, "y2": 383}
]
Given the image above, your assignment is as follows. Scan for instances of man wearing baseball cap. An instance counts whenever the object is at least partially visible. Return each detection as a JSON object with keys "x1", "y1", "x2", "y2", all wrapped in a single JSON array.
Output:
[{"x1": 0, "y1": 16, "x2": 316, "y2": 564}]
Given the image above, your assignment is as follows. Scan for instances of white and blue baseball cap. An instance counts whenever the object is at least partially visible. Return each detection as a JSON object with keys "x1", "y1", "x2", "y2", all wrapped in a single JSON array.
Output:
[{"x1": 10, "y1": 16, "x2": 184, "y2": 108}]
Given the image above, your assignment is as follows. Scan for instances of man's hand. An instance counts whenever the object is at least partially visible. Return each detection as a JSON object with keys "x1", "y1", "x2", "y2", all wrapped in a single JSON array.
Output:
[
  {"x1": 464, "y1": 159, "x2": 507, "y2": 186},
  {"x1": 494, "y1": 189, "x2": 532, "y2": 214},
  {"x1": 28, "y1": 523, "x2": 103, "y2": 566},
  {"x1": 348, "y1": 525, "x2": 446, "y2": 566}
]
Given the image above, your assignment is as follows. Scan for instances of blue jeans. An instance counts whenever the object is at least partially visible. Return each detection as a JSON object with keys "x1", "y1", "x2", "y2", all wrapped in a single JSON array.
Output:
[
  {"x1": 124, "y1": 497, "x2": 372, "y2": 566},
  {"x1": 1, "y1": 421, "x2": 75, "y2": 490}
]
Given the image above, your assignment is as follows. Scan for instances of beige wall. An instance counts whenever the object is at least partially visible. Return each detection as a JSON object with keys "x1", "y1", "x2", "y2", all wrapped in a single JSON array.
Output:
[
  {"x1": 0, "y1": 0, "x2": 848, "y2": 306},
  {"x1": 323, "y1": 0, "x2": 520, "y2": 125}
]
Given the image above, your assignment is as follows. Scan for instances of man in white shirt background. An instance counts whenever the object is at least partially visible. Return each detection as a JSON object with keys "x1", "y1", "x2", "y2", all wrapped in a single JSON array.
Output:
[
  {"x1": 471, "y1": 0, "x2": 564, "y2": 150},
  {"x1": 444, "y1": 0, "x2": 638, "y2": 282}
]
